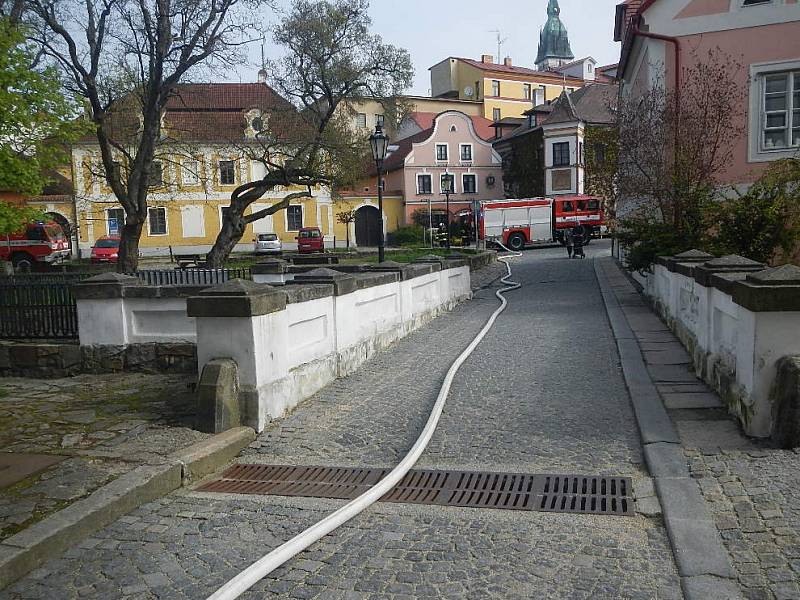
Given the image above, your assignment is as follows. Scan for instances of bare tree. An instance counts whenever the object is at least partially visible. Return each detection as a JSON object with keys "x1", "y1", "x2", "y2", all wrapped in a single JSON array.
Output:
[
  {"x1": 26, "y1": 0, "x2": 261, "y2": 271},
  {"x1": 615, "y1": 49, "x2": 746, "y2": 232},
  {"x1": 204, "y1": 0, "x2": 413, "y2": 267}
]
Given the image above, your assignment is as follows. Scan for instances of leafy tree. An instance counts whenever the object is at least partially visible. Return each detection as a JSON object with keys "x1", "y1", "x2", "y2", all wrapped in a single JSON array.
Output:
[
  {"x1": 204, "y1": 0, "x2": 413, "y2": 267},
  {"x1": 26, "y1": 0, "x2": 263, "y2": 272},
  {"x1": 0, "y1": 201, "x2": 42, "y2": 236},
  {"x1": 0, "y1": 19, "x2": 85, "y2": 195},
  {"x1": 335, "y1": 209, "x2": 357, "y2": 250}
]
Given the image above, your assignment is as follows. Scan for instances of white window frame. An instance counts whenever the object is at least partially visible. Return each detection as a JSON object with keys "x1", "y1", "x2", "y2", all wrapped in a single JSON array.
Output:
[
  {"x1": 147, "y1": 206, "x2": 168, "y2": 236},
  {"x1": 439, "y1": 172, "x2": 457, "y2": 194},
  {"x1": 493, "y1": 108, "x2": 502, "y2": 122},
  {"x1": 462, "y1": 173, "x2": 478, "y2": 194},
  {"x1": 491, "y1": 80, "x2": 500, "y2": 97},
  {"x1": 355, "y1": 113, "x2": 367, "y2": 128},
  {"x1": 523, "y1": 84, "x2": 531, "y2": 100},
  {"x1": 748, "y1": 59, "x2": 800, "y2": 163},
  {"x1": 459, "y1": 143, "x2": 474, "y2": 162},
  {"x1": 435, "y1": 143, "x2": 449, "y2": 162},
  {"x1": 106, "y1": 208, "x2": 125, "y2": 236},
  {"x1": 417, "y1": 173, "x2": 433, "y2": 195},
  {"x1": 182, "y1": 158, "x2": 199, "y2": 186},
  {"x1": 286, "y1": 204, "x2": 303, "y2": 231}
]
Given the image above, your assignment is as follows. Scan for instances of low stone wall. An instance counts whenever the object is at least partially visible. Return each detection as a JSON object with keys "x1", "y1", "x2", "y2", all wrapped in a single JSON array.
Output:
[
  {"x1": 633, "y1": 250, "x2": 800, "y2": 439},
  {"x1": 0, "y1": 341, "x2": 82, "y2": 378},
  {"x1": 0, "y1": 340, "x2": 196, "y2": 378},
  {"x1": 190, "y1": 257, "x2": 473, "y2": 432}
]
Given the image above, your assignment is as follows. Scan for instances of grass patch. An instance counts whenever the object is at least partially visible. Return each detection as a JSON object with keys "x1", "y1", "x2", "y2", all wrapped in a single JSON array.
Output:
[{"x1": 0, "y1": 389, "x2": 8, "y2": 399}]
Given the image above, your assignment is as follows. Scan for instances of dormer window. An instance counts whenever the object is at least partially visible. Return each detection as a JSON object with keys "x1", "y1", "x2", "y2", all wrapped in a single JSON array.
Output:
[{"x1": 245, "y1": 109, "x2": 267, "y2": 138}]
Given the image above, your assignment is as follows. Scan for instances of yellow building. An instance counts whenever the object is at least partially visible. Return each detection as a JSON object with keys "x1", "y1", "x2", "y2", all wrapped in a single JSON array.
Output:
[
  {"x1": 429, "y1": 55, "x2": 584, "y2": 121},
  {"x1": 65, "y1": 82, "x2": 402, "y2": 256}
]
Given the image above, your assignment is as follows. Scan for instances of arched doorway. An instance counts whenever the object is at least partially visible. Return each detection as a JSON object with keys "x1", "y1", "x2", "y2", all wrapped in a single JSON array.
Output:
[
  {"x1": 355, "y1": 206, "x2": 381, "y2": 247},
  {"x1": 45, "y1": 212, "x2": 72, "y2": 249}
]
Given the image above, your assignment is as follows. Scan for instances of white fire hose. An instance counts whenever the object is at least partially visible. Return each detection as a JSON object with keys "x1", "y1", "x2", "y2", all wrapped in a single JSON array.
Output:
[{"x1": 207, "y1": 245, "x2": 522, "y2": 600}]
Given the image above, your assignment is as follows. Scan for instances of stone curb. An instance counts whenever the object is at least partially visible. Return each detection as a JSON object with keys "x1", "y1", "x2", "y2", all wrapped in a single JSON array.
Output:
[
  {"x1": 593, "y1": 258, "x2": 741, "y2": 600},
  {"x1": 0, "y1": 426, "x2": 256, "y2": 591}
]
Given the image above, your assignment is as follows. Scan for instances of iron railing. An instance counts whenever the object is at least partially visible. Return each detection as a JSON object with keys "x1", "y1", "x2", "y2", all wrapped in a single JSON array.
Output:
[{"x1": 0, "y1": 268, "x2": 250, "y2": 340}]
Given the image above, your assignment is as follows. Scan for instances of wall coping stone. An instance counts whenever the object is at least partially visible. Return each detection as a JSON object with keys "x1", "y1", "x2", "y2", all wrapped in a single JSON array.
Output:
[
  {"x1": 289, "y1": 268, "x2": 358, "y2": 296},
  {"x1": 73, "y1": 273, "x2": 142, "y2": 299},
  {"x1": 708, "y1": 272, "x2": 751, "y2": 296},
  {"x1": 693, "y1": 255, "x2": 766, "y2": 287},
  {"x1": 674, "y1": 249, "x2": 715, "y2": 261},
  {"x1": 284, "y1": 284, "x2": 334, "y2": 304},
  {"x1": 289, "y1": 253, "x2": 340, "y2": 265},
  {"x1": 364, "y1": 262, "x2": 438, "y2": 281},
  {"x1": 122, "y1": 285, "x2": 209, "y2": 299},
  {"x1": 354, "y1": 272, "x2": 399, "y2": 290},
  {"x1": 250, "y1": 259, "x2": 290, "y2": 275},
  {"x1": 414, "y1": 254, "x2": 447, "y2": 264},
  {"x1": 187, "y1": 279, "x2": 287, "y2": 318},
  {"x1": 664, "y1": 250, "x2": 715, "y2": 273},
  {"x1": 732, "y1": 265, "x2": 800, "y2": 311}
]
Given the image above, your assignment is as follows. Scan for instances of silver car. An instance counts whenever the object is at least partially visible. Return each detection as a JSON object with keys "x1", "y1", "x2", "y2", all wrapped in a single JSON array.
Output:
[{"x1": 254, "y1": 233, "x2": 282, "y2": 255}]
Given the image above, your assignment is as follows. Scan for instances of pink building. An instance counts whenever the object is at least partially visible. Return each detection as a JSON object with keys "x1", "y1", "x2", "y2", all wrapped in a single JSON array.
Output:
[
  {"x1": 379, "y1": 111, "x2": 504, "y2": 226},
  {"x1": 615, "y1": 0, "x2": 800, "y2": 187}
]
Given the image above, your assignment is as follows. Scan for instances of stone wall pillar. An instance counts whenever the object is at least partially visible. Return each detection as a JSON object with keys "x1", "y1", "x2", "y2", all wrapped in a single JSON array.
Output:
[{"x1": 251, "y1": 258, "x2": 292, "y2": 284}]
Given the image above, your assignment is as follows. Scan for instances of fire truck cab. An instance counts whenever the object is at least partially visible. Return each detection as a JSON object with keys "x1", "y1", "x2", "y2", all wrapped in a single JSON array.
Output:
[
  {"x1": 1, "y1": 221, "x2": 71, "y2": 271},
  {"x1": 479, "y1": 195, "x2": 604, "y2": 251}
]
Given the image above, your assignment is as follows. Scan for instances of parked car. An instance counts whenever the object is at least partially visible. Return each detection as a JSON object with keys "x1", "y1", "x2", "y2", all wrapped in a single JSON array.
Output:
[
  {"x1": 90, "y1": 236, "x2": 121, "y2": 263},
  {"x1": 253, "y1": 233, "x2": 282, "y2": 255},
  {"x1": 296, "y1": 227, "x2": 324, "y2": 254}
]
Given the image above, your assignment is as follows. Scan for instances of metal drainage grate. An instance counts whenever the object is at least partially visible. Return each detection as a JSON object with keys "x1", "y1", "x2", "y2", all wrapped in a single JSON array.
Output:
[
  {"x1": 534, "y1": 474, "x2": 632, "y2": 516},
  {"x1": 197, "y1": 465, "x2": 634, "y2": 517}
]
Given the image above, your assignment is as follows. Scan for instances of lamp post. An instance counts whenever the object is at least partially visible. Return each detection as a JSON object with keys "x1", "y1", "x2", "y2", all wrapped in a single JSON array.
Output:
[
  {"x1": 369, "y1": 123, "x2": 389, "y2": 263},
  {"x1": 441, "y1": 174, "x2": 452, "y2": 251}
]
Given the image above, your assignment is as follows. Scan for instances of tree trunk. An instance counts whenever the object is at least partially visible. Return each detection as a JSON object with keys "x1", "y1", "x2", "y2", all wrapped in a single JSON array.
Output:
[
  {"x1": 206, "y1": 212, "x2": 247, "y2": 268},
  {"x1": 117, "y1": 220, "x2": 144, "y2": 273},
  {"x1": 346, "y1": 226, "x2": 350, "y2": 250}
]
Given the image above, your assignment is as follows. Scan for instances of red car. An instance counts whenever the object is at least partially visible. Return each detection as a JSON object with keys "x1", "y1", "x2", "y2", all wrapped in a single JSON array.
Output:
[
  {"x1": 90, "y1": 236, "x2": 121, "y2": 263},
  {"x1": 296, "y1": 227, "x2": 324, "y2": 254}
]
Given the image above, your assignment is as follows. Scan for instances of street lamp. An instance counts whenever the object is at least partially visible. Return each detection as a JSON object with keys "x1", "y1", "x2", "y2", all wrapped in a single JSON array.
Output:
[
  {"x1": 369, "y1": 123, "x2": 389, "y2": 263},
  {"x1": 441, "y1": 173, "x2": 453, "y2": 250}
]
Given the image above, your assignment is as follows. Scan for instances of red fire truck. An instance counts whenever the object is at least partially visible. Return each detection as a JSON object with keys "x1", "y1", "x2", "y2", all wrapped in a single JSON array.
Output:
[
  {"x1": 478, "y1": 195, "x2": 605, "y2": 251},
  {"x1": 1, "y1": 220, "x2": 71, "y2": 270}
]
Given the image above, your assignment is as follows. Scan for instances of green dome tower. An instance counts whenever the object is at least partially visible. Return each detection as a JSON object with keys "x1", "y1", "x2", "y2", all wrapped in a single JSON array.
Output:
[{"x1": 535, "y1": 0, "x2": 575, "y2": 70}]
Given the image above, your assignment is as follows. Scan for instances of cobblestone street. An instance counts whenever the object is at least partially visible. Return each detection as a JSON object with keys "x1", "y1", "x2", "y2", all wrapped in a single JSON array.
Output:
[{"x1": 2, "y1": 243, "x2": 686, "y2": 599}]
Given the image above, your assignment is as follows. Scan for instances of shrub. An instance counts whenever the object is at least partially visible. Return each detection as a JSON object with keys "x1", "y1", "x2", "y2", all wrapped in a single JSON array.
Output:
[{"x1": 393, "y1": 225, "x2": 425, "y2": 246}]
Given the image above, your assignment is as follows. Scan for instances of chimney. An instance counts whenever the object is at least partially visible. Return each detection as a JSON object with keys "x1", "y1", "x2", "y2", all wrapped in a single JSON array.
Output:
[
  {"x1": 481, "y1": 54, "x2": 494, "y2": 64},
  {"x1": 257, "y1": 68, "x2": 268, "y2": 84},
  {"x1": 504, "y1": 57, "x2": 512, "y2": 67}
]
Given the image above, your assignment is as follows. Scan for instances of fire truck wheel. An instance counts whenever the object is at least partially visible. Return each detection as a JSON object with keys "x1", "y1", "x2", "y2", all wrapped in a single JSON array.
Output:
[
  {"x1": 11, "y1": 253, "x2": 34, "y2": 273},
  {"x1": 507, "y1": 233, "x2": 526, "y2": 252}
]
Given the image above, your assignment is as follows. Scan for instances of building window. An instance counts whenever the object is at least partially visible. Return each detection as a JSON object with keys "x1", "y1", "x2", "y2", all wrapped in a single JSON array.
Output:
[
  {"x1": 435, "y1": 144, "x2": 448, "y2": 161},
  {"x1": 523, "y1": 84, "x2": 531, "y2": 100},
  {"x1": 492, "y1": 80, "x2": 500, "y2": 97},
  {"x1": 374, "y1": 114, "x2": 384, "y2": 127},
  {"x1": 553, "y1": 142, "x2": 570, "y2": 167},
  {"x1": 762, "y1": 71, "x2": 800, "y2": 150},
  {"x1": 287, "y1": 205, "x2": 303, "y2": 231},
  {"x1": 537, "y1": 86, "x2": 547, "y2": 105},
  {"x1": 440, "y1": 173, "x2": 456, "y2": 194},
  {"x1": 148, "y1": 161, "x2": 163, "y2": 187},
  {"x1": 493, "y1": 108, "x2": 501, "y2": 122},
  {"x1": 460, "y1": 144, "x2": 473, "y2": 161},
  {"x1": 107, "y1": 208, "x2": 125, "y2": 235},
  {"x1": 182, "y1": 159, "x2": 199, "y2": 186},
  {"x1": 148, "y1": 207, "x2": 167, "y2": 236},
  {"x1": 219, "y1": 160, "x2": 236, "y2": 185},
  {"x1": 742, "y1": 0, "x2": 772, "y2": 5},
  {"x1": 355, "y1": 113, "x2": 367, "y2": 128},
  {"x1": 462, "y1": 174, "x2": 477, "y2": 194},
  {"x1": 594, "y1": 143, "x2": 606, "y2": 165},
  {"x1": 417, "y1": 174, "x2": 432, "y2": 194}
]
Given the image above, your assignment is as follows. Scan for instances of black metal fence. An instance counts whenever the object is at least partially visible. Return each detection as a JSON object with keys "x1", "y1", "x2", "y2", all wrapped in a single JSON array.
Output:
[{"x1": 0, "y1": 268, "x2": 250, "y2": 340}]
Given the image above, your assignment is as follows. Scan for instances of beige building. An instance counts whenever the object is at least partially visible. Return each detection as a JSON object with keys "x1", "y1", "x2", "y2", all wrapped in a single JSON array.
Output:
[{"x1": 429, "y1": 55, "x2": 585, "y2": 121}]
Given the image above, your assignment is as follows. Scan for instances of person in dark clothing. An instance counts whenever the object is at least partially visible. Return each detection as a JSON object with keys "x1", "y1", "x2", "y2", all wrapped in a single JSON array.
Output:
[
  {"x1": 564, "y1": 227, "x2": 574, "y2": 258},
  {"x1": 571, "y1": 223, "x2": 586, "y2": 259}
]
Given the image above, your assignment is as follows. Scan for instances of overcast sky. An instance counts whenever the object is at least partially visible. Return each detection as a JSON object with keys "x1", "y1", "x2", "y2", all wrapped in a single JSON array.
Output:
[{"x1": 234, "y1": 0, "x2": 622, "y2": 95}]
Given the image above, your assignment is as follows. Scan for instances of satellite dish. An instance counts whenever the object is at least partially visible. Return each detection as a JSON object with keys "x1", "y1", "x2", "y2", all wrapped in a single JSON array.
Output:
[{"x1": 463, "y1": 85, "x2": 474, "y2": 98}]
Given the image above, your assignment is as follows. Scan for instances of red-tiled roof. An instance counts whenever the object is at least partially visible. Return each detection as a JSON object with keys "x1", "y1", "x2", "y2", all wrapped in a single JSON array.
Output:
[
  {"x1": 443, "y1": 57, "x2": 584, "y2": 85},
  {"x1": 79, "y1": 83, "x2": 296, "y2": 144}
]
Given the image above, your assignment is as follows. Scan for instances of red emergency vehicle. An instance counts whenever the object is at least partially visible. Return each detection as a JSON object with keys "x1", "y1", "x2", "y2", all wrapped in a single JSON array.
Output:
[
  {"x1": 1, "y1": 220, "x2": 71, "y2": 270},
  {"x1": 478, "y1": 195, "x2": 605, "y2": 251}
]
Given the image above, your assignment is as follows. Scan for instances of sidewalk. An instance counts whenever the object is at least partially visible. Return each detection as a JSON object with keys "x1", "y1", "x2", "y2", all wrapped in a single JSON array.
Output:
[
  {"x1": 598, "y1": 257, "x2": 800, "y2": 600},
  {"x1": 0, "y1": 374, "x2": 208, "y2": 542}
]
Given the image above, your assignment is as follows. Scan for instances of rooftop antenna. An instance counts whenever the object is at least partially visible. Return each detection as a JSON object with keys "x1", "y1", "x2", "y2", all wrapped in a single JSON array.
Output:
[{"x1": 488, "y1": 29, "x2": 508, "y2": 62}]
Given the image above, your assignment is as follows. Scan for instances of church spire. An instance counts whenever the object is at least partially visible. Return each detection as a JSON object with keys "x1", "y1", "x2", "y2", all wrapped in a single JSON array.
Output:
[{"x1": 536, "y1": 0, "x2": 574, "y2": 71}]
